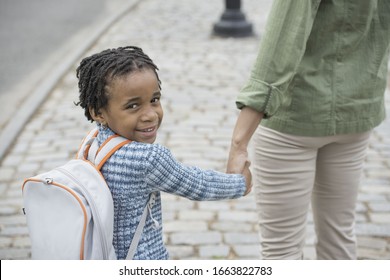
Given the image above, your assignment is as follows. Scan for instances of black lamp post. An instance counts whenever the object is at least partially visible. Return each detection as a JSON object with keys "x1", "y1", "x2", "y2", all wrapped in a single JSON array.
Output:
[{"x1": 213, "y1": 0, "x2": 253, "y2": 37}]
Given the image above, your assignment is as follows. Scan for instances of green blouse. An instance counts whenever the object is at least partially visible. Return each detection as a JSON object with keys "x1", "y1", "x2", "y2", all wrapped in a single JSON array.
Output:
[{"x1": 237, "y1": 0, "x2": 390, "y2": 136}]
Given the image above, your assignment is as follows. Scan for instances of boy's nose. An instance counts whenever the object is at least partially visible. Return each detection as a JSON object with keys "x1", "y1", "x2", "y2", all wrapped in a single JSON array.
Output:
[{"x1": 141, "y1": 106, "x2": 158, "y2": 122}]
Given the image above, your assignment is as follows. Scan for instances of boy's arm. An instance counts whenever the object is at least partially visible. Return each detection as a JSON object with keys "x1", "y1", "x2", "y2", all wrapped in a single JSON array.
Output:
[{"x1": 145, "y1": 144, "x2": 250, "y2": 200}]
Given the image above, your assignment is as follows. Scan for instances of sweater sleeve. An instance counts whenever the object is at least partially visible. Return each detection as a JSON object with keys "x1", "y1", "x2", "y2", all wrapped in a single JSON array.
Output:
[
  {"x1": 237, "y1": 0, "x2": 321, "y2": 117},
  {"x1": 145, "y1": 144, "x2": 246, "y2": 200}
]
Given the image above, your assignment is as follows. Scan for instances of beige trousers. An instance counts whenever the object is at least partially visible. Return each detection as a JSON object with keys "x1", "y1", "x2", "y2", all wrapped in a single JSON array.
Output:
[{"x1": 252, "y1": 126, "x2": 372, "y2": 260}]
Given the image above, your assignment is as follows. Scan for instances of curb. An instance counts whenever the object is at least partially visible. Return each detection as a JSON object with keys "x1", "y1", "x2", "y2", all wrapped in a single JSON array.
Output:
[{"x1": 0, "y1": 0, "x2": 141, "y2": 162}]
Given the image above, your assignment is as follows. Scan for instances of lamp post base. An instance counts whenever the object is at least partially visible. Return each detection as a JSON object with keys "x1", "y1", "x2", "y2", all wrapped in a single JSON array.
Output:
[
  {"x1": 213, "y1": 19, "x2": 253, "y2": 38},
  {"x1": 213, "y1": 0, "x2": 253, "y2": 38}
]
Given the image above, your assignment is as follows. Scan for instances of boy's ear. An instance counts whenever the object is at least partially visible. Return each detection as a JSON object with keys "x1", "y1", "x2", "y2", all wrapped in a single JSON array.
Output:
[{"x1": 89, "y1": 107, "x2": 106, "y2": 125}]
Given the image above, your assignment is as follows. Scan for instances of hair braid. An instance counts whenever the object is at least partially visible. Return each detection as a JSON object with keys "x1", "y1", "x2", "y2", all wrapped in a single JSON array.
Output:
[{"x1": 75, "y1": 46, "x2": 161, "y2": 122}]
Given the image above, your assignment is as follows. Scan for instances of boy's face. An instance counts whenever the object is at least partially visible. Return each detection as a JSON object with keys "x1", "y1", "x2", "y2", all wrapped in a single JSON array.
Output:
[{"x1": 96, "y1": 69, "x2": 163, "y2": 143}]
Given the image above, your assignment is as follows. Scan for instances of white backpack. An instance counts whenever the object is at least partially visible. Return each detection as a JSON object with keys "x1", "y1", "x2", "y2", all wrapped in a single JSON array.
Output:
[{"x1": 22, "y1": 128, "x2": 156, "y2": 260}]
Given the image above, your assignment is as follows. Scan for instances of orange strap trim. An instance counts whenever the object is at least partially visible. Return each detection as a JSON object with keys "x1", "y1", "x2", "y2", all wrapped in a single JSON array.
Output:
[
  {"x1": 97, "y1": 140, "x2": 131, "y2": 170},
  {"x1": 97, "y1": 134, "x2": 118, "y2": 154}
]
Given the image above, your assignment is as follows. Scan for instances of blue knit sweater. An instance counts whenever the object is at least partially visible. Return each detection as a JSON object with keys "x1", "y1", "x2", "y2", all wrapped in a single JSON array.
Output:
[{"x1": 97, "y1": 126, "x2": 246, "y2": 260}]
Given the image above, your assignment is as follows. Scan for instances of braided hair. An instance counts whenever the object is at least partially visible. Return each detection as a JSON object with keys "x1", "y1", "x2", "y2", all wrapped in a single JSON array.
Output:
[{"x1": 76, "y1": 46, "x2": 161, "y2": 122}]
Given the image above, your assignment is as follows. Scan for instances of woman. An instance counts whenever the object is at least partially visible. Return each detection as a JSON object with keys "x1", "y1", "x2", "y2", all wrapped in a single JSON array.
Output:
[{"x1": 227, "y1": 0, "x2": 390, "y2": 259}]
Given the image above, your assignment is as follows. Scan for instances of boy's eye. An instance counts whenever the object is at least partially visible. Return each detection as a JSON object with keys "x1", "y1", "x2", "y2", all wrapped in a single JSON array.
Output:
[
  {"x1": 127, "y1": 103, "x2": 138, "y2": 109},
  {"x1": 151, "y1": 97, "x2": 160, "y2": 103}
]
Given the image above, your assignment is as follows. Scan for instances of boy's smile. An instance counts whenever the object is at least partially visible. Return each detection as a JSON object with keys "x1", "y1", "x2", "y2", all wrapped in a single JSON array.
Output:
[{"x1": 93, "y1": 69, "x2": 163, "y2": 143}]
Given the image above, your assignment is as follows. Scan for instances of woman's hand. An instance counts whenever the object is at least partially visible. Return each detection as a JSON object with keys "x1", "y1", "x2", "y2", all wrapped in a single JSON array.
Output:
[
  {"x1": 227, "y1": 144, "x2": 252, "y2": 195},
  {"x1": 242, "y1": 160, "x2": 252, "y2": 195},
  {"x1": 227, "y1": 145, "x2": 248, "y2": 174}
]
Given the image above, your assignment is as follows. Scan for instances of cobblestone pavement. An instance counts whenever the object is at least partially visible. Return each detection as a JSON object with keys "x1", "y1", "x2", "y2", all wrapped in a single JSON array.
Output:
[{"x1": 1, "y1": 0, "x2": 390, "y2": 260}]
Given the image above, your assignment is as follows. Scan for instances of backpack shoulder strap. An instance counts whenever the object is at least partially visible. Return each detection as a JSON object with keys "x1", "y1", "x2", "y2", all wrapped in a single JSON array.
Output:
[
  {"x1": 94, "y1": 135, "x2": 131, "y2": 170},
  {"x1": 126, "y1": 192, "x2": 157, "y2": 260},
  {"x1": 77, "y1": 128, "x2": 131, "y2": 170},
  {"x1": 76, "y1": 128, "x2": 99, "y2": 160}
]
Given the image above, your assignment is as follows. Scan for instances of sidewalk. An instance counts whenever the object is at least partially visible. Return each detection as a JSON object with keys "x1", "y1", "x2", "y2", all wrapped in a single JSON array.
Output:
[{"x1": 0, "y1": 0, "x2": 389, "y2": 260}]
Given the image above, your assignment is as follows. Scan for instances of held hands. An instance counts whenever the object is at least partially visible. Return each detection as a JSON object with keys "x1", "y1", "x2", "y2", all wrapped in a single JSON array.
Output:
[{"x1": 227, "y1": 146, "x2": 252, "y2": 196}]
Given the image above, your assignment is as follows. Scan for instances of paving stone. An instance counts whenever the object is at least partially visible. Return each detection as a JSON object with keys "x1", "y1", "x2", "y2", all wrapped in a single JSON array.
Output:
[
  {"x1": 355, "y1": 202, "x2": 368, "y2": 213},
  {"x1": 0, "y1": 206, "x2": 20, "y2": 216},
  {"x1": 356, "y1": 213, "x2": 368, "y2": 223},
  {"x1": 23, "y1": 152, "x2": 69, "y2": 163},
  {"x1": 9, "y1": 141, "x2": 29, "y2": 155},
  {"x1": 12, "y1": 236, "x2": 31, "y2": 248},
  {"x1": 163, "y1": 221, "x2": 208, "y2": 232},
  {"x1": 0, "y1": 197, "x2": 23, "y2": 208},
  {"x1": 357, "y1": 236, "x2": 388, "y2": 251},
  {"x1": 303, "y1": 246, "x2": 317, "y2": 260},
  {"x1": 198, "y1": 201, "x2": 230, "y2": 211},
  {"x1": 305, "y1": 227, "x2": 317, "y2": 246},
  {"x1": 16, "y1": 162, "x2": 40, "y2": 174},
  {"x1": 234, "y1": 198, "x2": 257, "y2": 211},
  {"x1": 166, "y1": 245, "x2": 195, "y2": 259},
  {"x1": 0, "y1": 183, "x2": 7, "y2": 196},
  {"x1": 211, "y1": 222, "x2": 254, "y2": 233},
  {"x1": 233, "y1": 244, "x2": 261, "y2": 258},
  {"x1": 357, "y1": 248, "x2": 390, "y2": 260},
  {"x1": 1, "y1": 155, "x2": 23, "y2": 168},
  {"x1": 370, "y1": 213, "x2": 390, "y2": 224},
  {"x1": 0, "y1": 248, "x2": 31, "y2": 260},
  {"x1": 30, "y1": 140, "x2": 53, "y2": 150},
  {"x1": 0, "y1": 167, "x2": 15, "y2": 182},
  {"x1": 161, "y1": 197, "x2": 195, "y2": 211},
  {"x1": 42, "y1": 159, "x2": 69, "y2": 169},
  {"x1": 0, "y1": 237, "x2": 12, "y2": 248},
  {"x1": 358, "y1": 193, "x2": 388, "y2": 202},
  {"x1": 356, "y1": 224, "x2": 390, "y2": 237},
  {"x1": 0, "y1": 226, "x2": 29, "y2": 236},
  {"x1": 0, "y1": 215, "x2": 27, "y2": 226},
  {"x1": 199, "y1": 245, "x2": 230, "y2": 259},
  {"x1": 161, "y1": 211, "x2": 175, "y2": 222},
  {"x1": 224, "y1": 233, "x2": 260, "y2": 244},
  {"x1": 369, "y1": 202, "x2": 390, "y2": 212},
  {"x1": 361, "y1": 185, "x2": 390, "y2": 194},
  {"x1": 218, "y1": 210, "x2": 258, "y2": 223},
  {"x1": 178, "y1": 210, "x2": 215, "y2": 221},
  {"x1": 170, "y1": 232, "x2": 222, "y2": 245}
]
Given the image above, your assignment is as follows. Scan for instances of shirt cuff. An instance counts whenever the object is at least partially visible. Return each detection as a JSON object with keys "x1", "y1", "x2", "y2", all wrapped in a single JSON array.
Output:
[{"x1": 236, "y1": 78, "x2": 283, "y2": 118}]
